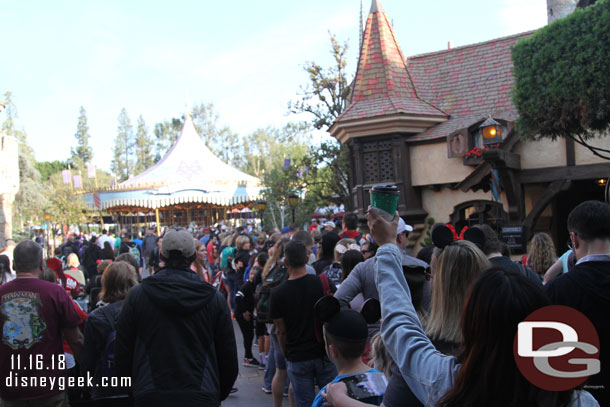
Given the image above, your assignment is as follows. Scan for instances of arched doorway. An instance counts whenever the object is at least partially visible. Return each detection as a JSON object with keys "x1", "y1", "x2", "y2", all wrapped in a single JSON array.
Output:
[{"x1": 449, "y1": 200, "x2": 509, "y2": 233}]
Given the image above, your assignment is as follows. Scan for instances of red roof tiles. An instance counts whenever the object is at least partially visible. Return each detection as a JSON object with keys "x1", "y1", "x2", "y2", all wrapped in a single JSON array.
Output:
[
  {"x1": 338, "y1": 3, "x2": 446, "y2": 122},
  {"x1": 334, "y1": 0, "x2": 535, "y2": 142}
]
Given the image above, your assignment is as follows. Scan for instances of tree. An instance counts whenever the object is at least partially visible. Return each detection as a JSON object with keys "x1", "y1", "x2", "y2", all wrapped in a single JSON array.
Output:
[
  {"x1": 134, "y1": 115, "x2": 154, "y2": 174},
  {"x1": 71, "y1": 106, "x2": 93, "y2": 163},
  {"x1": 111, "y1": 108, "x2": 134, "y2": 181},
  {"x1": 252, "y1": 124, "x2": 312, "y2": 229},
  {"x1": 35, "y1": 160, "x2": 68, "y2": 181},
  {"x1": 512, "y1": 0, "x2": 610, "y2": 159},
  {"x1": 288, "y1": 33, "x2": 354, "y2": 210},
  {"x1": 288, "y1": 33, "x2": 351, "y2": 130}
]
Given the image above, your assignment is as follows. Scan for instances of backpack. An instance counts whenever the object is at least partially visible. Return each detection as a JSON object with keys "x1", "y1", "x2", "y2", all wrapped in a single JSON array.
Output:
[
  {"x1": 256, "y1": 264, "x2": 289, "y2": 323},
  {"x1": 314, "y1": 273, "x2": 334, "y2": 346},
  {"x1": 98, "y1": 305, "x2": 118, "y2": 379},
  {"x1": 128, "y1": 244, "x2": 140, "y2": 263},
  {"x1": 220, "y1": 246, "x2": 236, "y2": 271}
]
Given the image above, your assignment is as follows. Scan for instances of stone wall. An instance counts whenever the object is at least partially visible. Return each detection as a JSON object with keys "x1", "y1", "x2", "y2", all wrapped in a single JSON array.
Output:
[{"x1": 0, "y1": 133, "x2": 19, "y2": 248}]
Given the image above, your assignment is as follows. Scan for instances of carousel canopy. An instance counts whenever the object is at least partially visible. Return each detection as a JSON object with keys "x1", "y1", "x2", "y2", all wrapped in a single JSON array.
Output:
[{"x1": 82, "y1": 114, "x2": 263, "y2": 211}]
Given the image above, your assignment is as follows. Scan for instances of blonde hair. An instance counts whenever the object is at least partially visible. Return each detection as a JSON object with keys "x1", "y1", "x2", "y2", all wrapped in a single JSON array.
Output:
[
  {"x1": 221, "y1": 235, "x2": 233, "y2": 247},
  {"x1": 263, "y1": 238, "x2": 289, "y2": 279},
  {"x1": 100, "y1": 261, "x2": 138, "y2": 303},
  {"x1": 527, "y1": 233, "x2": 557, "y2": 276},
  {"x1": 66, "y1": 253, "x2": 80, "y2": 268},
  {"x1": 235, "y1": 235, "x2": 250, "y2": 250},
  {"x1": 334, "y1": 238, "x2": 357, "y2": 263},
  {"x1": 368, "y1": 332, "x2": 393, "y2": 378},
  {"x1": 425, "y1": 240, "x2": 490, "y2": 344}
]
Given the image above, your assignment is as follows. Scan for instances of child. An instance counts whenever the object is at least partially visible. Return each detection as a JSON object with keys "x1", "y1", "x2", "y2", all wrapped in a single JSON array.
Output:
[{"x1": 312, "y1": 308, "x2": 387, "y2": 407}]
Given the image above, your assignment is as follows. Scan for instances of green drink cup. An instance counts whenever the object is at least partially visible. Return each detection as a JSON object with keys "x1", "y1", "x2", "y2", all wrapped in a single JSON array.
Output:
[{"x1": 370, "y1": 185, "x2": 399, "y2": 221}]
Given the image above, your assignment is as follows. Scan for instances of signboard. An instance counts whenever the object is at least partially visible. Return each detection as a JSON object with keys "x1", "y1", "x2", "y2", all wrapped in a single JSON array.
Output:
[{"x1": 501, "y1": 226, "x2": 524, "y2": 253}]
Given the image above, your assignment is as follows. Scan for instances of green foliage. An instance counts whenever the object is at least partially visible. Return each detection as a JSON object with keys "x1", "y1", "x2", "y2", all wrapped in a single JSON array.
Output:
[
  {"x1": 111, "y1": 108, "x2": 134, "y2": 181},
  {"x1": 299, "y1": 140, "x2": 352, "y2": 210},
  {"x1": 288, "y1": 33, "x2": 354, "y2": 210},
  {"x1": 71, "y1": 106, "x2": 93, "y2": 163},
  {"x1": 248, "y1": 124, "x2": 311, "y2": 229},
  {"x1": 134, "y1": 115, "x2": 154, "y2": 174},
  {"x1": 512, "y1": 0, "x2": 610, "y2": 157},
  {"x1": 45, "y1": 172, "x2": 88, "y2": 229},
  {"x1": 420, "y1": 217, "x2": 436, "y2": 248},
  {"x1": 35, "y1": 160, "x2": 68, "y2": 181},
  {"x1": 288, "y1": 33, "x2": 351, "y2": 130}
]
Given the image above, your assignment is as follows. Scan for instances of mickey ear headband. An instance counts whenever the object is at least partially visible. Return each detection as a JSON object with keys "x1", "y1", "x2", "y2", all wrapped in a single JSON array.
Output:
[
  {"x1": 314, "y1": 296, "x2": 381, "y2": 325},
  {"x1": 431, "y1": 224, "x2": 485, "y2": 250}
]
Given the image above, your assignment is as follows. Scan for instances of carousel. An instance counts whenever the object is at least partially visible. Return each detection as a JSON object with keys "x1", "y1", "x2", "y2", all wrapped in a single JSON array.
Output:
[{"x1": 81, "y1": 114, "x2": 263, "y2": 233}]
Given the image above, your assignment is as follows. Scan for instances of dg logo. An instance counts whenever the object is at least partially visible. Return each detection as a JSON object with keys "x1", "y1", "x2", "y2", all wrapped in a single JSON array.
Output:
[{"x1": 513, "y1": 305, "x2": 600, "y2": 391}]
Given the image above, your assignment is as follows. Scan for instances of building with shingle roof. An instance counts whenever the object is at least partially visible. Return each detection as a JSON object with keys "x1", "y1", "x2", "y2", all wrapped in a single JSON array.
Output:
[{"x1": 331, "y1": 0, "x2": 610, "y2": 251}]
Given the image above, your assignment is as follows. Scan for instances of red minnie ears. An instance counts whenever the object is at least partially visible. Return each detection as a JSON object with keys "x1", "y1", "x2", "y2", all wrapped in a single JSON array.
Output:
[{"x1": 431, "y1": 224, "x2": 485, "y2": 250}]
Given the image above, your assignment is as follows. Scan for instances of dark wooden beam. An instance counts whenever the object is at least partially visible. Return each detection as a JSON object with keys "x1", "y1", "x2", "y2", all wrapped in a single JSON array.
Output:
[
  {"x1": 483, "y1": 149, "x2": 521, "y2": 170},
  {"x1": 497, "y1": 169, "x2": 524, "y2": 222},
  {"x1": 455, "y1": 162, "x2": 492, "y2": 192},
  {"x1": 519, "y1": 163, "x2": 610, "y2": 184},
  {"x1": 523, "y1": 179, "x2": 572, "y2": 239},
  {"x1": 399, "y1": 140, "x2": 428, "y2": 224}
]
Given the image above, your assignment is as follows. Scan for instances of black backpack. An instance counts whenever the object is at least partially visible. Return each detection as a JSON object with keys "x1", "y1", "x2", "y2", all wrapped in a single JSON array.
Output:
[
  {"x1": 256, "y1": 265, "x2": 288, "y2": 323},
  {"x1": 98, "y1": 306, "x2": 118, "y2": 379}
]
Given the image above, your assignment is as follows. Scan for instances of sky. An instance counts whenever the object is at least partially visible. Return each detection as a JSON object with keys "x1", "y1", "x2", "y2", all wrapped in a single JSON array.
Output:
[{"x1": 0, "y1": 0, "x2": 548, "y2": 172}]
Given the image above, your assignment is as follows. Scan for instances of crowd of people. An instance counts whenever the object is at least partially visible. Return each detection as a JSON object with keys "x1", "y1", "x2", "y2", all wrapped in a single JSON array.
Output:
[{"x1": 0, "y1": 200, "x2": 607, "y2": 407}]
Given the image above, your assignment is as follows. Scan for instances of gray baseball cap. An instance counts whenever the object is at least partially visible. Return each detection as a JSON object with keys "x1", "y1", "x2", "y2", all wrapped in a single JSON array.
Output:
[{"x1": 161, "y1": 229, "x2": 196, "y2": 258}]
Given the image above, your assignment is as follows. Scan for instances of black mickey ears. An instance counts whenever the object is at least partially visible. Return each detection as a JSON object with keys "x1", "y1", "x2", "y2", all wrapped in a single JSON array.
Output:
[
  {"x1": 360, "y1": 298, "x2": 381, "y2": 324},
  {"x1": 314, "y1": 296, "x2": 341, "y2": 323},
  {"x1": 462, "y1": 227, "x2": 485, "y2": 250},
  {"x1": 431, "y1": 224, "x2": 486, "y2": 250},
  {"x1": 431, "y1": 225, "x2": 455, "y2": 249},
  {"x1": 314, "y1": 296, "x2": 381, "y2": 324}
]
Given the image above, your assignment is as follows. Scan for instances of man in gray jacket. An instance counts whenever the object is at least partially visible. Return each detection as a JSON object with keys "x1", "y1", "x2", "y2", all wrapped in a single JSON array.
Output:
[{"x1": 335, "y1": 216, "x2": 429, "y2": 339}]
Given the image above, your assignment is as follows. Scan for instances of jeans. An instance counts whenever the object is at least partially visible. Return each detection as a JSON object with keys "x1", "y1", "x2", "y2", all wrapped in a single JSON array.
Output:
[
  {"x1": 266, "y1": 331, "x2": 290, "y2": 392},
  {"x1": 286, "y1": 357, "x2": 337, "y2": 407},
  {"x1": 223, "y1": 271, "x2": 239, "y2": 311},
  {"x1": 207, "y1": 263, "x2": 218, "y2": 280}
]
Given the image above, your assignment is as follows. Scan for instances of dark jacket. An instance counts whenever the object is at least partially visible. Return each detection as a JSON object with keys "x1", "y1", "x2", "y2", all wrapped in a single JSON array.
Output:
[
  {"x1": 81, "y1": 301, "x2": 128, "y2": 400},
  {"x1": 545, "y1": 260, "x2": 610, "y2": 407},
  {"x1": 115, "y1": 268, "x2": 238, "y2": 407}
]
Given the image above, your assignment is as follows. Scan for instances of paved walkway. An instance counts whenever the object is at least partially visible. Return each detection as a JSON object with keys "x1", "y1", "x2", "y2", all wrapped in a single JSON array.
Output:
[{"x1": 222, "y1": 320, "x2": 273, "y2": 407}]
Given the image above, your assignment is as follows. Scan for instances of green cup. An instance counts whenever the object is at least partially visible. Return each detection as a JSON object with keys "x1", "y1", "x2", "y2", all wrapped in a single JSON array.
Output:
[{"x1": 370, "y1": 185, "x2": 399, "y2": 221}]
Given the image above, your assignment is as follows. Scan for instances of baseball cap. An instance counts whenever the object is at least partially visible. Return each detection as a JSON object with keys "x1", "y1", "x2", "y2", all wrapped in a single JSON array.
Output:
[
  {"x1": 161, "y1": 229, "x2": 196, "y2": 258},
  {"x1": 281, "y1": 226, "x2": 293, "y2": 234},
  {"x1": 322, "y1": 221, "x2": 336, "y2": 228},
  {"x1": 397, "y1": 217, "x2": 413, "y2": 234}
]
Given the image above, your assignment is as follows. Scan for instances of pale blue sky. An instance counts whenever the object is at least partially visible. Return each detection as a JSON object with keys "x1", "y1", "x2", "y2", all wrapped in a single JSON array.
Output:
[{"x1": 0, "y1": 0, "x2": 547, "y2": 171}]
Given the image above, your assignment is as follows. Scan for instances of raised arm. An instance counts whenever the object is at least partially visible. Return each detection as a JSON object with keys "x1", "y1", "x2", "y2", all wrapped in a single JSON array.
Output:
[{"x1": 368, "y1": 210, "x2": 459, "y2": 406}]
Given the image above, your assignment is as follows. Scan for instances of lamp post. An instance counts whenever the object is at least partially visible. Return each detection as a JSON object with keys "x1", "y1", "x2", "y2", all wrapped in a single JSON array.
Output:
[
  {"x1": 43, "y1": 211, "x2": 51, "y2": 258},
  {"x1": 288, "y1": 193, "x2": 299, "y2": 224},
  {"x1": 256, "y1": 200, "x2": 267, "y2": 230}
]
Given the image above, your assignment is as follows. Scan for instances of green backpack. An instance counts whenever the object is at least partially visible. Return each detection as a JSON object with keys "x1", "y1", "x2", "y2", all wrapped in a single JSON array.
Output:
[{"x1": 256, "y1": 265, "x2": 288, "y2": 323}]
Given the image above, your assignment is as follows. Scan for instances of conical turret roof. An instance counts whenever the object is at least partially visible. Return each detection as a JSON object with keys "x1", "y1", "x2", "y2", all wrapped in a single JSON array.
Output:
[{"x1": 331, "y1": 0, "x2": 447, "y2": 142}]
